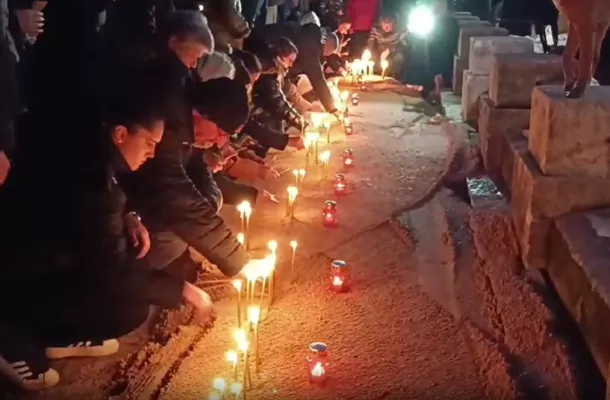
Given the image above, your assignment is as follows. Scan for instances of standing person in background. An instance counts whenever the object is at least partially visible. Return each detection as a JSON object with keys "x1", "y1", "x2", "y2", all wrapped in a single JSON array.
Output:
[
  {"x1": 345, "y1": 0, "x2": 381, "y2": 59},
  {"x1": 202, "y1": 0, "x2": 250, "y2": 53}
]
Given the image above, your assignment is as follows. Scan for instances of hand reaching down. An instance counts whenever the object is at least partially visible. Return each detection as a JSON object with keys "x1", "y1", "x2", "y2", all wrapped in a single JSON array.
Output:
[{"x1": 124, "y1": 212, "x2": 150, "y2": 259}]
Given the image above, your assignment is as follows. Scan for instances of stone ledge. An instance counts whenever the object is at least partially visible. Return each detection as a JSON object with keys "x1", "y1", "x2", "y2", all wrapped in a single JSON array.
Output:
[
  {"x1": 501, "y1": 131, "x2": 528, "y2": 198},
  {"x1": 548, "y1": 211, "x2": 610, "y2": 377},
  {"x1": 529, "y1": 86, "x2": 610, "y2": 178},
  {"x1": 452, "y1": 55, "x2": 468, "y2": 95},
  {"x1": 469, "y1": 36, "x2": 534, "y2": 75},
  {"x1": 461, "y1": 70, "x2": 490, "y2": 128},
  {"x1": 490, "y1": 54, "x2": 563, "y2": 108},
  {"x1": 457, "y1": 26, "x2": 508, "y2": 61},
  {"x1": 479, "y1": 96, "x2": 530, "y2": 176}
]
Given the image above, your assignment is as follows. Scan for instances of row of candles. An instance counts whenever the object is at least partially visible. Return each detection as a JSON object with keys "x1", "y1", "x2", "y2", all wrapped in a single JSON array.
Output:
[
  {"x1": 345, "y1": 50, "x2": 390, "y2": 81},
  {"x1": 208, "y1": 85, "x2": 364, "y2": 398}
]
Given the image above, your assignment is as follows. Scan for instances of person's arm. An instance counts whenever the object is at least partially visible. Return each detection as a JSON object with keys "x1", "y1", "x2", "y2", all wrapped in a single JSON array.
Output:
[
  {"x1": 243, "y1": 117, "x2": 290, "y2": 150},
  {"x1": 77, "y1": 181, "x2": 185, "y2": 309},
  {"x1": 123, "y1": 140, "x2": 248, "y2": 277},
  {"x1": 185, "y1": 147, "x2": 222, "y2": 211},
  {"x1": 300, "y1": 26, "x2": 336, "y2": 112},
  {"x1": 253, "y1": 74, "x2": 304, "y2": 130}
]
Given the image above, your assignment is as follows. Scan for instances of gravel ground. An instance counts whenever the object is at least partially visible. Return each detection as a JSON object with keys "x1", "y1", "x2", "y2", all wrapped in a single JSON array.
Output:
[{"x1": 4, "y1": 90, "x2": 600, "y2": 400}]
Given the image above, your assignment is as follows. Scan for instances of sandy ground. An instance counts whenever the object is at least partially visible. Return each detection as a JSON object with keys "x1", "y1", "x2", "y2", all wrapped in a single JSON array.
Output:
[{"x1": 4, "y1": 90, "x2": 604, "y2": 399}]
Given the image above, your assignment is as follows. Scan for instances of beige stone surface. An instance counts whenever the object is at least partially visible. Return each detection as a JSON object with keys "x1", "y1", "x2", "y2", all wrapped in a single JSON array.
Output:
[
  {"x1": 490, "y1": 54, "x2": 563, "y2": 108},
  {"x1": 510, "y1": 141, "x2": 610, "y2": 268},
  {"x1": 529, "y1": 86, "x2": 610, "y2": 178},
  {"x1": 549, "y1": 212, "x2": 610, "y2": 377},
  {"x1": 478, "y1": 96, "x2": 530, "y2": 175},
  {"x1": 469, "y1": 36, "x2": 534, "y2": 75},
  {"x1": 457, "y1": 26, "x2": 508, "y2": 60},
  {"x1": 461, "y1": 70, "x2": 490, "y2": 127},
  {"x1": 452, "y1": 55, "x2": 467, "y2": 95}
]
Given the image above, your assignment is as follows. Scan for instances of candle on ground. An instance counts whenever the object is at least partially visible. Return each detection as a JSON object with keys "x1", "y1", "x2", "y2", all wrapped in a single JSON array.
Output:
[
  {"x1": 247, "y1": 305, "x2": 261, "y2": 371},
  {"x1": 226, "y1": 350, "x2": 239, "y2": 381},
  {"x1": 286, "y1": 186, "x2": 299, "y2": 218},
  {"x1": 381, "y1": 59, "x2": 389, "y2": 78},
  {"x1": 290, "y1": 240, "x2": 298, "y2": 274},
  {"x1": 319, "y1": 150, "x2": 331, "y2": 180},
  {"x1": 232, "y1": 280, "x2": 243, "y2": 327},
  {"x1": 212, "y1": 378, "x2": 227, "y2": 398}
]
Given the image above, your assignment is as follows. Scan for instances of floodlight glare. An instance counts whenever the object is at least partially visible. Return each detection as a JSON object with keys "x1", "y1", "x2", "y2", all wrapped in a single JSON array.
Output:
[{"x1": 408, "y1": 5, "x2": 434, "y2": 37}]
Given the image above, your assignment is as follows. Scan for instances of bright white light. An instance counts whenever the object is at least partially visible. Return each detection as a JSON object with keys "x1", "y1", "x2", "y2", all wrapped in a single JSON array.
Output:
[{"x1": 408, "y1": 5, "x2": 434, "y2": 37}]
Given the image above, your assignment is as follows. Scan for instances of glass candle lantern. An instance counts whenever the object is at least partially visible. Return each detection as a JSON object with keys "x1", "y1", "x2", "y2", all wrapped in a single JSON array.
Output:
[
  {"x1": 322, "y1": 200, "x2": 338, "y2": 227},
  {"x1": 333, "y1": 173, "x2": 347, "y2": 194},
  {"x1": 306, "y1": 342, "x2": 329, "y2": 384},
  {"x1": 343, "y1": 118, "x2": 353, "y2": 135},
  {"x1": 330, "y1": 260, "x2": 351, "y2": 292},
  {"x1": 342, "y1": 149, "x2": 354, "y2": 167},
  {"x1": 351, "y1": 93, "x2": 359, "y2": 106}
]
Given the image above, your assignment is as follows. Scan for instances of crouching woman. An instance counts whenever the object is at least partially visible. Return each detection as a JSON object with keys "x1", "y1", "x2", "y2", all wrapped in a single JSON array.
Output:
[{"x1": 0, "y1": 78, "x2": 213, "y2": 391}]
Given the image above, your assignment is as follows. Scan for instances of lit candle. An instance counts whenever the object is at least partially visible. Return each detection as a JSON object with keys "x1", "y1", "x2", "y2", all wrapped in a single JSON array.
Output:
[
  {"x1": 212, "y1": 378, "x2": 227, "y2": 399},
  {"x1": 286, "y1": 186, "x2": 299, "y2": 218},
  {"x1": 319, "y1": 150, "x2": 331, "y2": 180},
  {"x1": 289, "y1": 240, "x2": 298, "y2": 274},
  {"x1": 298, "y1": 168, "x2": 306, "y2": 190},
  {"x1": 243, "y1": 267, "x2": 258, "y2": 311},
  {"x1": 333, "y1": 173, "x2": 347, "y2": 194},
  {"x1": 322, "y1": 200, "x2": 338, "y2": 227},
  {"x1": 234, "y1": 330, "x2": 252, "y2": 391},
  {"x1": 247, "y1": 305, "x2": 261, "y2": 372},
  {"x1": 230, "y1": 383, "x2": 243, "y2": 400},
  {"x1": 310, "y1": 112, "x2": 324, "y2": 130},
  {"x1": 208, "y1": 392, "x2": 221, "y2": 400},
  {"x1": 237, "y1": 201, "x2": 248, "y2": 233},
  {"x1": 343, "y1": 118, "x2": 353, "y2": 136},
  {"x1": 236, "y1": 232, "x2": 245, "y2": 246},
  {"x1": 266, "y1": 241, "x2": 278, "y2": 309},
  {"x1": 323, "y1": 118, "x2": 331, "y2": 144},
  {"x1": 381, "y1": 59, "x2": 389, "y2": 78},
  {"x1": 342, "y1": 149, "x2": 354, "y2": 167},
  {"x1": 330, "y1": 260, "x2": 351, "y2": 292},
  {"x1": 367, "y1": 60, "x2": 374, "y2": 76},
  {"x1": 362, "y1": 49, "x2": 371, "y2": 64},
  {"x1": 292, "y1": 169, "x2": 299, "y2": 187},
  {"x1": 241, "y1": 202, "x2": 252, "y2": 250},
  {"x1": 306, "y1": 342, "x2": 330, "y2": 384},
  {"x1": 232, "y1": 280, "x2": 242, "y2": 327},
  {"x1": 226, "y1": 350, "x2": 239, "y2": 381}
]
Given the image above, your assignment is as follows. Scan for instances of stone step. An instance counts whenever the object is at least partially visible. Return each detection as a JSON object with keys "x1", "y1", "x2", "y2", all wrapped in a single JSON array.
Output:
[{"x1": 549, "y1": 210, "x2": 610, "y2": 380}]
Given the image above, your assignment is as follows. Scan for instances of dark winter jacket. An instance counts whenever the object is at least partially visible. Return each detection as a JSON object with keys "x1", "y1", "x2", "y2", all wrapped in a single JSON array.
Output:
[
  {"x1": 0, "y1": 137, "x2": 185, "y2": 316},
  {"x1": 119, "y1": 53, "x2": 247, "y2": 277},
  {"x1": 0, "y1": 0, "x2": 18, "y2": 154},
  {"x1": 203, "y1": 0, "x2": 250, "y2": 53},
  {"x1": 249, "y1": 22, "x2": 335, "y2": 112},
  {"x1": 243, "y1": 116, "x2": 290, "y2": 150},
  {"x1": 252, "y1": 51, "x2": 305, "y2": 130},
  {"x1": 367, "y1": 25, "x2": 407, "y2": 57}
]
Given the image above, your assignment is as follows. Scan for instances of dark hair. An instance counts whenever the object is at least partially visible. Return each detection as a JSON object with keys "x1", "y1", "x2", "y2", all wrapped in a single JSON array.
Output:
[
  {"x1": 380, "y1": 12, "x2": 397, "y2": 25},
  {"x1": 163, "y1": 10, "x2": 214, "y2": 49},
  {"x1": 189, "y1": 78, "x2": 249, "y2": 133},
  {"x1": 232, "y1": 49, "x2": 262, "y2": 75},
  {"x1": 104, "y1": 66, "x2": 169, "y2": 132},
  {"x1": 269, "y1": 37, "x2": 298, "y2": 59},
  {"x1": 337, "y1": 14, "x2": 351, "y2": 25}
]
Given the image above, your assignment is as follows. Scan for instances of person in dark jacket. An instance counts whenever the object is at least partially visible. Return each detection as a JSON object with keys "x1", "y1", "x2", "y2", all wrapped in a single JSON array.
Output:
[
  {"x1": 0, "y1": 72, "x2": 214, "y2": 392},
  {"x1": 367, "y1": 12, "x2": 407, "y2": 78},
  {"x1": 247, "y1": 22, "x2": 340, "y2": 114}
]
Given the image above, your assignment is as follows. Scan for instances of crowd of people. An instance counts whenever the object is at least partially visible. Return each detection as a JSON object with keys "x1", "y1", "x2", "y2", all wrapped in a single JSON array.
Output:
[{"x1": 0, "y1": 0, "x2": 420, "y2": 392}]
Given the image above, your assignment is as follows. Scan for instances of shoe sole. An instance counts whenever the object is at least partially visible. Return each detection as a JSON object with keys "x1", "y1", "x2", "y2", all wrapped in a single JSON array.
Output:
[
  {"x1": 0, "y1": 355, "x2": 60, "y2": 390},
  {"x1": 45, "y1": 339, "x2": 120, "y2": 360}
]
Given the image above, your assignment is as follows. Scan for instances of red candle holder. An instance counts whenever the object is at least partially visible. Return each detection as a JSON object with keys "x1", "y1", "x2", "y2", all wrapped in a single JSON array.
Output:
[
  {"x1": 351, "y1": 93, "x2": 359, "y2": 106},
  {"x1": 342, "y1": 149, "x2": 354, "y2": 167},
  {"x1": 333, "y1": 173, "x2": 347, "y2": 194},
  {"x1": 306, "y1": 342, "x2": 329, "y2": 384},
  {"x1": 322, "y1": 200, "x2": 338, "y2": 227},
  {"x1": 330, "y1": 260, "x2": 351, "y2": 292}
]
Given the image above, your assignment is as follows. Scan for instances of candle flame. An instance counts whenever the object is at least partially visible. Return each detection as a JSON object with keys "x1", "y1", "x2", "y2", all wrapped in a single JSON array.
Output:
[
  {"x1": 236, "y1": 232, "x2": 245, "y2": 245},
  {"x1": 290, "y1": 240, "x2": 298, "y2": 250},
  {"x1": 311, "y1": 362, "x2": 325, "y2": 377},
  {"x1": 341, "y1": 91, "x2": 349, "y2": 101},
  {"x1": 212, "y1": 377, "x2": 227, "y2": 392},
  {"x1": 344, "y1": 158, "x2": 353, "y2": 165},
  {"x1": 247, "y1": 305, "x2": 261, "y2": 325},
  {"x1": 293, "y1": 169, "x2": 299, "y2": 177},
  {"x1": 332, "y1": 276, "x2": 344, "y2": 286},
  {"x1": 362, "y1": 49, "x2": 371, "y2": 62},
  {"x1": 381, "y1": 59, "x2": 389, "y2": 69},
  {"x1": 319, "y1": 150, "x2": 331, "y2": 163},
  {"x1": 267, "y1": 240, "x2": 278, "y2": 253},
  {"x1": 234, "y1": 329, "x2": 249, "y2": 352},
  {"x1": 230, "y1": 382, "x2": 243, "y2": 395},
  {"x1": 298, "y1": 168, "x2": 306, "y2": 177},
  {"x1": 287, "y1": 186, "x2": 299, "y2": 203},
  {"x1": 208, "y1": 393, "x2": 220, "y2": 400},
  {"x1": 226, "y1": 350, "x2": 238, "y2": 365},
  {"x1": 232, "y1": 279, "x2": 242, "y2": 291},
  {"x1": 310, "y1": 113, "x2": 325, "y2": 128}
]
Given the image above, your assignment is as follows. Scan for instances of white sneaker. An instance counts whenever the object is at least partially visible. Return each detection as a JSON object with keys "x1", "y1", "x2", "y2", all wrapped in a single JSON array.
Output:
[
  {"x1": 0, "y1": 354, "x2": 60, "y2": 390},
  {"x1": 45, "y1": 339, "x2": 119, "y2": 360}
]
